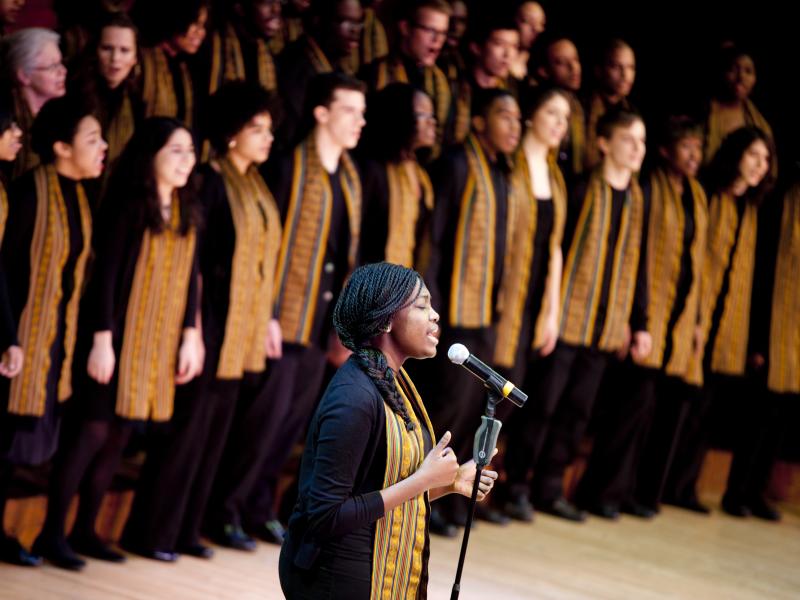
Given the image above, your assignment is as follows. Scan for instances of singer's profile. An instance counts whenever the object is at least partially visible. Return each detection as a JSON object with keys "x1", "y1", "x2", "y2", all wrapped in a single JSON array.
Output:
[{"x1": 278, "y1": 263, "x2": 498, "y2": 599}]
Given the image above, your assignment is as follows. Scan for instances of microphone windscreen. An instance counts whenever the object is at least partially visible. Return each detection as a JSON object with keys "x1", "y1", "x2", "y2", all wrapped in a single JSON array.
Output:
[{"x1": 448, "y1": 343, "x2": 470, "y2": 365}]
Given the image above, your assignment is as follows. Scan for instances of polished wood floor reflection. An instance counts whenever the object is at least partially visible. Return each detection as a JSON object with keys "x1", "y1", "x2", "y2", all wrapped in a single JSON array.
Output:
[{"x1": 2, "y1": 496, "x2": 799, "y2": 600}]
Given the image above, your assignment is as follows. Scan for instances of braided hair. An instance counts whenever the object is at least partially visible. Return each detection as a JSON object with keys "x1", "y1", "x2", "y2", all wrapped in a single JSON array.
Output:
[{"x1": 333, "y1": 263, "x2": 422, "y2": 431}]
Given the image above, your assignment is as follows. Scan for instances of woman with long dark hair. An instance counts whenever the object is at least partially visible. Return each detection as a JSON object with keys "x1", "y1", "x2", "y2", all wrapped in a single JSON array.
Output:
[
  {"x1": 279, "y1": 262, "x2": 498, "y2": 599},
  {"x1": 32, "y1": 117, "x2": 203, "y2": 570},
  {"x1": 664, "y1": 126, "x2": 773, "y2": 514}
]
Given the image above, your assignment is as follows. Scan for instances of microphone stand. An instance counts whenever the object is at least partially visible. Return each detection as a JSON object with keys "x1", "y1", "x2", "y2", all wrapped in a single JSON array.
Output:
[{"x1": 450, "y1": 386, "x2": 503, "y2": 600}]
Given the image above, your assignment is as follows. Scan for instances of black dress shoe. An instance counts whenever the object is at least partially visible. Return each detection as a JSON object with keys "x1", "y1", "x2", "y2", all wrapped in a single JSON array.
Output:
[
  {"x1": 179, "y1": 543, "x2": 214, "y2": 559},
  {"x1": 69, "y1": 533, "x2": 126, "y2": 563},
  {"x1": 0, "y1": 536, "x2": 42, "y2": 567},
  {"x1": 663, "y1": 496, "x2": 711, "y2": 515},
  {"x1": 32, "y1": 537, "x2": 86, "y2": 571},
  {"x1": 584, "y1": 503, "x2": 620, "y2": 520},
  {"x1": 209, "y1": 525, "x2": 257, "y2": 552},
  {"x1": 119, "y1": 540, "x2": 180, "y2": 562},
  {"x1": 475, "y1": 504, "x2": 511, "y2": 525},
  {"x1": 721, "y1": 496, "x2": 751, "y2": 518},
  {"x1": 747, "y1": 497, "x2": 781, "y2": 522},
  {"x1": 248, "y1": 520, "x2": 286, "y2": 545},
  {"x1": 620, "y1": 501, "x2": 657, "y2": 519},
  {"x1": 428, "y1": 510, "x2": 458, "y2": 538},
  {"x1": 537, "y1": 497, "x2": 587, "y2": 522},
  {"x1": 503, "y1": 496, "x2": 535, "y2": 523}
]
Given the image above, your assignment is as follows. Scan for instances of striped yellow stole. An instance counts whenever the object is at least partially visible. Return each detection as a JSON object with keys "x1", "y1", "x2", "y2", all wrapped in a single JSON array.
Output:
[
  {"x1": 559, "y1": 170, "x2": 644, "y2": 351},
  {"x1": 384, "y1": 160, "x2": 433, "y2": 268},
  {"x1": 371, "y1": 368, "x2": 434, "y2": 600},
  {"x1": 214, "y1": 158, "x2": 282, "y2": 378},
  {"x1": 704, "y1": 99, "x2": 776, "y2": 177},
  {"x1": 11, "y1": 89, "x2": 37, "y2": 179},
  {"x1": 494, "y1": 150, "x2": 567, "y2": 367},
  {"x1": 268, "y1": 16, "x2": 303, "y2": 55},
  {"x1": 449, "y1": 135, "x2": 506, "y2": 328},
  {"x1": 567, "y1": 94, "x2": 586, "y2": 176},
  {"x1": 115, "y1": 200, "x2": 196, "y2": 421},
  {"x1": 8, "y1": 166, "x2": 92, "y2": 416},
  {"x1": 140, "y1": 46, "x2": 194, "y2": 127},
  {"x1": 584, "y1": 94, "x2": 631, "y2": 172},
  {"x1": 768, "y1": 186, "x2": 800, "y2": 393},
  {"x1": 0, "y1": 181, "x2": 7, "y2": 245},
  {"x1": 375, "y1": 57, "x2": 451, "y2": 156},
  {"x1": 105, "y1": 91, "x2": 135, "y2": 169},
  {"x1": 274, "y1": 136, "x2": 361, "y2": 345},
  {"x1": 635, "y1": 170, "x2": 708, "y2": 385},
  {"x1": 208, "y1": 25, "x2": 277, "y2": 95},
  {"x1": 697, "y1": 192, "x2": 758, "y2": 376},
  {"x1": 305, "y1": 36, "x2": 334, "y2": 73},
  {"x1": 344, "y1": 8, "x2": 388, "y2": 75}
]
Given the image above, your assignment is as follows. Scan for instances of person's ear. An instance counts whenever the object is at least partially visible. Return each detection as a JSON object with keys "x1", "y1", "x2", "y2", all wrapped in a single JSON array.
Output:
[{"x1": 53, "y1": 140, "x2": 73, "y2": 161}]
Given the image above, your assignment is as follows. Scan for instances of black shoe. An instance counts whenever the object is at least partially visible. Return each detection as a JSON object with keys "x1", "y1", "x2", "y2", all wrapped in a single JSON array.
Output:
[
  {"x1": 663, "y1": 496, "x2": 711, "y2": 515},
  {"x1": 537, "y1": 497, "x2": 587, "y2": 522},
  {"x1": 503, "y1": 496, "x2": 535, "y2": 523},
  {"x1": 475, "y1": 504, "x2": 511, "y2": 525},
  {"x1": 721, "y1": 496, "x2": 751, "y2": 518},
  {"x1": 32, "y1": 537, "x2": 86, "y2": 571},
  {"x1": 249, "y1": 520, "x2": 286, "y2": 545},
  {"x1": 179, "y1": 543, "x2": 214, "y2": 559},
  {"x1": 0, "y1": 536, "x2": 42, "y2": 567},
  {"x1": 209, "y1": 524, "x2": 257, "y2": 552},
  {"x1": 69, "y1": 533, "x2": 126, "y2": 563},
  {"x1": 118, "y1": 539, "x2": 179, "y2": 562},
  {"x1": 584, "y1": 503, "x2": 620, "y2": 520},
  {"x1": 620, "y1": 501, "x2": 657, "y2": 519},
  {"x1": 747, "y1": 497, "x2": 781, "y2": 522},
  {"x1": 429, "y1": 509, "x2": 458, "y2": 538}
]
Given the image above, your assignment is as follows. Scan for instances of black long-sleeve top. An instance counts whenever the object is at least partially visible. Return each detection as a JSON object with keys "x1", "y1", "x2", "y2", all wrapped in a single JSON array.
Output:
[
  {"x1": 562, "y1": 175, "x2": 649, "y2": 341},
  {"x1": 358, "y1": 158, "x2": 433, "y2": 266},
  {"x1": 262, "y1": 151, "x2": 352, "y2": 349},
  {"x1": 424, "y1": 144, "x2": 509, "y2": 326},
  {"x1": 0, "y1": 172, "x2": 86, "y2": 352}
]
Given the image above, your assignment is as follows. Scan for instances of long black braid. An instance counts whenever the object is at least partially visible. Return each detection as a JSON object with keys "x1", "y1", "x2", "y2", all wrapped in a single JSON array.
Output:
[{"x1": 333, "y1": 263, "x2": 422, "y2": 431}]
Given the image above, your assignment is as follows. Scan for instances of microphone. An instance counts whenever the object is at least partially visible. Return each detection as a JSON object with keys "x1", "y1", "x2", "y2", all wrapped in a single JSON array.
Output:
[{"x1": 447, "y1": 343, "x2": 528, "y2": 407}]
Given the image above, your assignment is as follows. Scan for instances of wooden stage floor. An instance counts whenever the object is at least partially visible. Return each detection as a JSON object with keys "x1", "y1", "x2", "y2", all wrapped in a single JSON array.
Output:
[{"x1": 2, "y1": 497, "x2": 798, "y2": 600}]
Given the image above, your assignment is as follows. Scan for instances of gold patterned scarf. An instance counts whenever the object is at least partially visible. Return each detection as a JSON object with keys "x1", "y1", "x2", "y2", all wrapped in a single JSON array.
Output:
[
  {"x1": 704, "y1": 99, "x2": 776, "y2": 177},
  {"x1": 494, "y1": 150, "x2": 567, "y2": 367},
  {"x1": 115, "y1": 199, "x2": 196, "y2": 421},
  {"x1": 768, "y1": 185, "x2": 800, "y2": 393},
  {"x1": 208, "y1": 25, "x2": 277, "y2": 94},
  {"x1": 371, "y1": 367, "x2": 434, "y2": 600},
  {"x1": 344, "y1": 8, "x2": 388, "y2": 75},
  {"x1": 214, "y1": 158, "x2": 282, "y2": 378},
  {"x1": 384, "y1": 160, "x2": 433, "y2": 268},
  {"x1": 559, "y1": 169, "x2": 644, "y2": 351},
  {"x1": 8, "y1": 166, "x2": 92, "y2": 416},
  {"x1": 449, "y1": 134, "x2": 511, "y2": 328},
  {"x1": 697, "y1": 192, "x2": 759, "y2": 376},
  {"x1": 635, "y1": 170, "x2": 708, "y2": 385},
  {"x1": 274, "y1": 136, "x2": 361, "y2": 345},
  {"x1": 0, "y1": 181, "x2": 7, "y2": 245},
  {"x1": 268, "y1": 16, "x2": 303, "y2": 55},
  {"x1": 140, "y1": 46, "x2": 194, "y2": 127}
]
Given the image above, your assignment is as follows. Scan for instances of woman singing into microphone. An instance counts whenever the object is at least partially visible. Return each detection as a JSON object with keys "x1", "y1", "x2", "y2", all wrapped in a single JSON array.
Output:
[{"x1": 278, "y1": 262, "x2": 498, "y2": 599}]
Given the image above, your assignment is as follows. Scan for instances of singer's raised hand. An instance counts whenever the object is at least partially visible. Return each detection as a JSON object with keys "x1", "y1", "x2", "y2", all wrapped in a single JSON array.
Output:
[
  {"x1": 418, "y1": 431, "x2": 459, "y2": 489},
  {"x1": 451, "y1": 449, "x2": 499, "y2": 501}
]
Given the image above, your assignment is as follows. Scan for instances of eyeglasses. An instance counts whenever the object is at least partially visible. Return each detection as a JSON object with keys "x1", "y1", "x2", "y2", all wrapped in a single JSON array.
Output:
[
  {"x1": 337, "y1": 18, "x2": 365, "y2": 34},
  {"x1": 32, "y1": 61, "x2": 65, "y2": 73},
  {"x1": 412, "y1": 22, "x2": 448, "y2": 41}
]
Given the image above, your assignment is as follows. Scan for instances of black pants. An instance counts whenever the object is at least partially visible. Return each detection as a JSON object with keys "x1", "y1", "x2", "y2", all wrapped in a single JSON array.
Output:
[
  {"x1": 279, "y1": 540, "x2": 371, "y2": 600},
  {"x1": 634, "y1": 376, "x2": 697, "y2": 508},
  {"x1": 574, "y1": 362, "x2": 658, "y2": 507},
  {"x1": 529, "y1": 343, "x2": 610, "y2": 504},
  {"x1": 238, "y1": 344, "x2": 328, "y2": 528},
  {"x1": 123, "y1": 371, "x2": 259, "y2": 551},
  {"x1": 725, "y1": 381, "x2": 793, "y2": 503}
]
